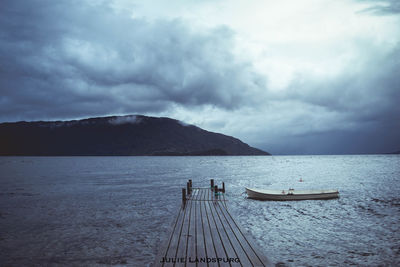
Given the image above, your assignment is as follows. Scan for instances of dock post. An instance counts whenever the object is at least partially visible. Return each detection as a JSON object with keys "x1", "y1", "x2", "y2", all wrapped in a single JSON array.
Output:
[
  {"x1": 187, "y1": 182, "x2": 191, "y2": 195},
  {"x1": 210, "y1": 179, "x2": 214, "y2": 190},
  {"x1": 222, "y1": 182, "x2": 225, "y2": 193},
  {"x1": 189, "y1": 179, "x2": 192, "y2": 190},
  {"x1": 182, "y1": 188, "x2": 186, "y2": 205},
  {"x1": 214, "y1": 185, "x2": 218, "y2": 198}
]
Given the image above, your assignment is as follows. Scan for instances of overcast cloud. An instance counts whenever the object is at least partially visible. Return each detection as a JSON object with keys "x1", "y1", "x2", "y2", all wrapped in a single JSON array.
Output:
[{"x1": 0, "y1": 0, "x2": 399, "y2": 154}]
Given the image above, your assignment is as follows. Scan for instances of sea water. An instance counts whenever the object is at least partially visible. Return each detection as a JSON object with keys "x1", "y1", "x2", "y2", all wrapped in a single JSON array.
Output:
[{"x1": 0, "y1": 155, "x2": 399, "y2": 266}]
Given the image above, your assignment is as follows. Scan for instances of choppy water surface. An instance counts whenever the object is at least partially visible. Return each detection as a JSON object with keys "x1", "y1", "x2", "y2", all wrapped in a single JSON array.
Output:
[{"x1": 0, "y1": 155, "x2": 399, "y2": 266}]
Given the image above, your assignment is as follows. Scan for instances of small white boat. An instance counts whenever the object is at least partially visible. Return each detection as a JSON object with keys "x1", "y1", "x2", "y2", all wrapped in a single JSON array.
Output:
[{"x1": 246, "y1": 188, "x2": 339, "y2": 201}]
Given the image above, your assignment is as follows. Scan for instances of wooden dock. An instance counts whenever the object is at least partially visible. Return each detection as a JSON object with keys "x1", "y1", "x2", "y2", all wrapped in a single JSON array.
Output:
[{"x1": 153, "y1": 180, "x2": 272, "y2": 267}]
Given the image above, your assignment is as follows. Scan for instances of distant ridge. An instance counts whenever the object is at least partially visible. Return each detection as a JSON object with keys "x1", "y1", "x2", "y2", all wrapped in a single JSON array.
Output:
[{"x1": 0, "y1": 115, "x2": 270, "y2": 156}]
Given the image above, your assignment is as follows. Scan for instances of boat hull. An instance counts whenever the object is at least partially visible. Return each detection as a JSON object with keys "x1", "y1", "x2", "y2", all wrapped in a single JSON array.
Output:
[{"x1": 246, "y1": 188, "x2": 339, "y2": 201}]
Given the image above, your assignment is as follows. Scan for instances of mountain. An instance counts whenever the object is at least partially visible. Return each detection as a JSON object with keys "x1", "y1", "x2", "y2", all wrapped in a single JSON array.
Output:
[{"x1": 0, "y1": 115, "x2": 270, "y2": 156}]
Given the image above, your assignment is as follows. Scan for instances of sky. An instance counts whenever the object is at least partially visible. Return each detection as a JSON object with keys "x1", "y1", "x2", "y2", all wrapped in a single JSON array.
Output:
[{"x1": 0, "y1": 0, "x2": 399, "y2": 154}]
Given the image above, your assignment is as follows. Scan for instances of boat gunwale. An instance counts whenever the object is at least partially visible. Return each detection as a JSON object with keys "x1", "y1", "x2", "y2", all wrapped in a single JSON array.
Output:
[
  {"x1": 245, "y1": 187, "x2": 339, "y2": 201},
  {"x1": 246, "y1": 188, "x2": 339, "y2": 196}
]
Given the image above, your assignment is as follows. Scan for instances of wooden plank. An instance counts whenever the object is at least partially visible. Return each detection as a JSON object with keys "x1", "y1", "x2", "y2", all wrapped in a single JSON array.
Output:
[
  {"x1": 222, "y1": 193, "x2": 228, "y2": 209},
  {"x1": 224, "y1": 207, "x2": 271, "y2": 266},
  {"x1": 173, "y1": 189, "x2": 194, "y2": 266},
  {"x1": 210, "y1": 201, "x2": 247, "y2": 267},
  {"x1": 204, "y1": 199, "x2": 226, "y2": 266},
  {"x1": 215, "y1": 205, "x2": 256, "y2": 266},
  {"x1": 187, "y1": 200, "x2": 228, "y2": 202},
  {"x1": 208, "y1": 200, "x2": 241, "y2": 267},
  {"x1": 187, "y1": 189, "x2": 199, "y2": 265},
  {"x1": 213, "y1": 202, "x2": 251, "y2": 267},
  {"x1": 153, "y1": 207, "x2": 185, "y2": 267},
  {"x1": 217, "y1": 205, "x2": 271, "y2": 267},
  {"x1": 161, "y1": 197, "x2": 190, "y2": 267},
  {"x1": 193, "y1": 189, "x2": 207, "y2": 266},
  {"x1": 201, "y1": 190, "x2": 219, "y2": 267},
  {"x1": 192, "y1": 187, "x2": 210, "y2": 189}
]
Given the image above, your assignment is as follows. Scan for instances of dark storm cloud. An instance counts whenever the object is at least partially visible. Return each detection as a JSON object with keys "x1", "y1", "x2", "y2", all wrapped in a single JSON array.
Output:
[
  {"x1": 1, "y1": 0, "x2": 399, "y2": 154},
  {"x1": 358, "y1": 0, "x2": 400, "y2": 14},
  {"x1": 286, "y1": 46, "x2": 400, "y2": 120},
  {"x1": 269, "y1": 45, "x2": 400, "y2": 154},
  {"x1": 0, "y1": 0, "x2": 265, "y2": 122}
]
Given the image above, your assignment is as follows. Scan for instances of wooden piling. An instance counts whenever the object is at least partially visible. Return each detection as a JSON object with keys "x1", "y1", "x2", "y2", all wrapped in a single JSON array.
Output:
[
  {"x1": 187, "y1": 181, "x2": 191, "y2": 195},
  {"x1": 182, "y1": 188, "x2": 186, "y2": 205},
  {"x1": 210, "y1": 179, "x2": 214, "y2": 189},
  {"x1": 222, "y1": 181, "x2": 225, "y2": 193}
]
